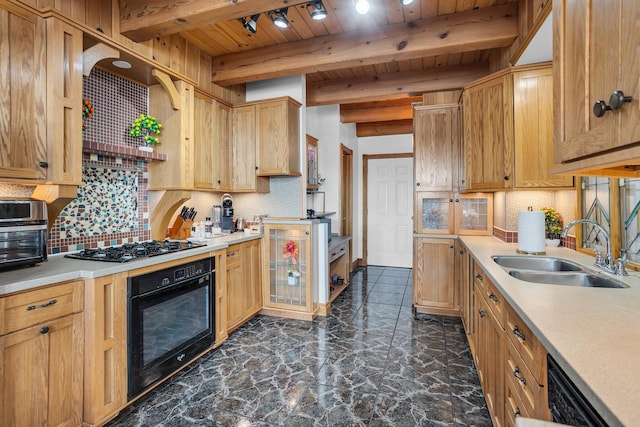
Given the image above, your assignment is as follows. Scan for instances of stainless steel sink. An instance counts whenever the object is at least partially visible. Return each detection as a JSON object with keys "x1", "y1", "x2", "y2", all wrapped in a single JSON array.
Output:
[
  {"x1": 508, "y1": 270, "x2": 628, "y2": 288},
  {"x1": 492, "y1": 255, "x2": 584, "y2": 272}
]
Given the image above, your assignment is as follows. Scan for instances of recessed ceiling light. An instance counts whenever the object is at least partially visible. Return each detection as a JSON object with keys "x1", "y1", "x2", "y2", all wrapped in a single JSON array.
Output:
[
  {"x1": 112, "y1": 60, "x2": 132, "y2": 69},
  {"x1": 402, "y1": 0, "x2": 414, "y2": 5},
  {"x1": 355, "y1": 0, "x2": 370, "y2": 14},
  {"x1": 268, "y1": 8, "x2": 290, "y2": 28}
]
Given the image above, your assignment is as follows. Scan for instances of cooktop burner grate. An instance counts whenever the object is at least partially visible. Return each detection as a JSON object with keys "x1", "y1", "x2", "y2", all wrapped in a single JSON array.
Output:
[{"x1": 65, "y1": 240, "x2": 204, "y2": 263}]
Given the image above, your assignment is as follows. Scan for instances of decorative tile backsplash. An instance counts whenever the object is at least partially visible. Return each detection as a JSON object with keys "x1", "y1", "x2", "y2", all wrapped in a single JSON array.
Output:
[{"x1": 59, "y1": 166, "x2": 139, "y2": 238}]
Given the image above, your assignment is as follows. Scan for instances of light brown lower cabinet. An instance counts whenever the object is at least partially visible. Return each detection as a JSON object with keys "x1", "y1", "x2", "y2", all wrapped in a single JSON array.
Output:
[
  {"x1": 413, "y1": 237, "x2": 458, "y2": 315},
  {"x1": 464, "y1": 256, "x2": 552, "y2": 427},
  {"x1": 0, "y1": 280, "x2": 84, "y2": 427},
  {"x1": 226, "y1": 239, "x2": 262, "y2": 332}
]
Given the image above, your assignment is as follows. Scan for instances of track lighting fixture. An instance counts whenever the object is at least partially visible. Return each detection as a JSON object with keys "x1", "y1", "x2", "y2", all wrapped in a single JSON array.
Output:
[
  {"x1": 268, "y1": 8, "x2": 290, "y2": 28},
  {"x1": 401, "y1": 0, "x2": 414, "y2": 5},
  {"x1": 239, "y1": 14, "x2": 260, "y2": 33},
  {"x1": 307, "y1": 1, "x2": 328, "y2": 20},
  {"x1": 355, "y1": 0, "x2": 370, "y2": 14}
]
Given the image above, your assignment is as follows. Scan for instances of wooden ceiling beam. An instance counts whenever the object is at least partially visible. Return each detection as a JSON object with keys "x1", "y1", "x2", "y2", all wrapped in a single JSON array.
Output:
[
  {"x1": 340, "y1": 97, "x2": 422, "y2": 123},
  {"x1": 210, "y1": 4, "x2": 517, "y2": 85},
  {"x1": 308, "y1": 63, "x2": 489, "y2": 105},
  {"x1": 356, "y1": 120, "x2": 414, "y2": 137},
  {"x1": 120, "y1": 0, "x2": 291, "y2": 42}
]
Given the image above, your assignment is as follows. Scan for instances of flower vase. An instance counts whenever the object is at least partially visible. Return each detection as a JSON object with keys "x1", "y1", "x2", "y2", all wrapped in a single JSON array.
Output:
[
  {"x1": 287, "y1": 275, "x2": 298, "y2": 286},
  {"x1": 545, "y1": 238, "x2": 561, "y2": 247}
]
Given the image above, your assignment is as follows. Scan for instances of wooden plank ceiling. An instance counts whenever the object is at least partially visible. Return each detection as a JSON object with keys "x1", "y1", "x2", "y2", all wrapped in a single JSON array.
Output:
[{"x1": 120, "y1": 0, "x2": 520, "y2": 136}]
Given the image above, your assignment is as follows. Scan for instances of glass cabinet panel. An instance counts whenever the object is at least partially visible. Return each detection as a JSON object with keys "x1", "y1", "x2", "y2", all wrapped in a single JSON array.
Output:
[
  {"x1": 264, "y1": 223, "x2": 312, "y2": 312},
  {"x1": 455, "y1": 194, "x2": 493, "y2": 235},
  {"x1": 416, "y1": 192, "x2": 454, "y2": 234}
]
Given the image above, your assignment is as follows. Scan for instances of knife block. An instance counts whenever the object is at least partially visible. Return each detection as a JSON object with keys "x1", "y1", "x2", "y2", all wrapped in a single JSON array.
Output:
[{"x1": 168, "y1": 217, "x2": 192, "y2": 240}]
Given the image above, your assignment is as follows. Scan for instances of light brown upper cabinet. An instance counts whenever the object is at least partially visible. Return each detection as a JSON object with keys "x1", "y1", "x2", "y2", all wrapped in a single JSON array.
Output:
[
  {"x1": 255, "y1": 97, "x2": 301, "y2": 176},
  {"x1": 414, "y1": 105, "x2": 460, "y2": 192},
  {"x1": 553, "y1": 1, "x2": 640, "y2": 176},
  {"x1": 231, "y1": 105, "x2": 269, "y2": 192},
  {"x1": 463, "y1": 63, "x2": 573, "y2": 191},
  {"x1": 0, "y1": 5, "x2": 82, "y2": 185},
  {"x1": 194, "y1": 92, "x2": 232, "y2": 191}
]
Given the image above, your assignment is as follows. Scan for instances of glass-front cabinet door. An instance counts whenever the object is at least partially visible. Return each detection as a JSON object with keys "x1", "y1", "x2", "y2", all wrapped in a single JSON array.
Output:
[
  {"x1": 455, "y1": 193, "x2": 493, "y2": 235},
  {"x1": 415, "y1": 192, "x2": 455, "y2": 234},
  {"x1": 415, "y1": 192, "x2": 493, "y2": 235},
  {"x1": 263, "y1": 223, "x2": 313, "y2": 313}
]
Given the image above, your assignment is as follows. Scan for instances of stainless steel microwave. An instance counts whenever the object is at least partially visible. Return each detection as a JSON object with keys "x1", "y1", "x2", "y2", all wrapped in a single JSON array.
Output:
[{"x1": 0, "y1": 200, "x2": 48, "y2": 269}]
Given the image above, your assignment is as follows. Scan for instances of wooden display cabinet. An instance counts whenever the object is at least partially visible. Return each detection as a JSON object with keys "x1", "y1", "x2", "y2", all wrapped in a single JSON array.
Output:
[
  {"x1": 415, "y1": 192, "x2": 493, "y2": 235},
  {"x1": 262, "y1": 222, "x2": 317, "y2": 320}
]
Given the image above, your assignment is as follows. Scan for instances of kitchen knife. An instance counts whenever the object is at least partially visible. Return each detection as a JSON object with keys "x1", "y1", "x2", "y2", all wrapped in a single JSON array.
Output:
[{"x1": 179, "y1": 206, "x2": 188, "y2": 219}]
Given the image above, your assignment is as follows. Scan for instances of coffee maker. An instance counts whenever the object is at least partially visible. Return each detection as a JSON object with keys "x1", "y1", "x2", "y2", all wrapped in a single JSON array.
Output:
[{"x1": 221, "y1": 194, "x2": 234, "y2": 232}]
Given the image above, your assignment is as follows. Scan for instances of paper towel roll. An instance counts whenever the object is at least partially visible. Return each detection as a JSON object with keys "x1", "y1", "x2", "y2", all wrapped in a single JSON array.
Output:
[{"x1": 517, "y1": 210, "x2": 546, "y2": 254}]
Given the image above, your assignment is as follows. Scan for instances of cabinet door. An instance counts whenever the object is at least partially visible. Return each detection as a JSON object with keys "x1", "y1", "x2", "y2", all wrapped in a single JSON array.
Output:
[
  {"x1": 415, "y1": 192, "x2": 454, "y2": 234},
  {"x1": 455, "y1": 193, "x2": 493, "y2": 235},
  {"x1": 0, "y1": 5, "x2": 47, "y2": 181},
  {"x1": 464, "y1": 75, "x2": 513, "y2": 190},
  {"x1": 215, "y1": 100, "x2": 232, "y2": 190},
  {"x1": 412, "y1": 237, "x2": 456, "y2": 313},
  {"x1": 553, "y1": 0, "x2": 640, "y2": 162},
  {"x1": 513, "y1": 68, "x2": 572, "y2": 188},
  {"x1": 414, "y1": 106, "x2": 457, "y2": 192},
  {"x1": 243, "y1": 239, "x2": 263, "y2": 316},
  {"x1": 263, "y1": 223, "x2": 313, "y2": 313},
  {"x1": 226, "y1": 244, "x2": 244, "y2": 331},
  {"x1": 193, "y1": 95, "x2": 215, "y2": 189},
  {"x1": 256, "y1": 99, "x2": 300, "y2": 176},
  {"x1": 0, "y1": 313, "x2": 83, "y2": 427},
  {"x1": 231, "y1": 105, "x2": 258, "y2": 191}
]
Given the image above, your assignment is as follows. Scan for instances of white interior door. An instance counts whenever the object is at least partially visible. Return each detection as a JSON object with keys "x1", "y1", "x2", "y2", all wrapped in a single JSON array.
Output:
[{"x1": 367, "y1": 157, "x2": 413, "y2": 268}]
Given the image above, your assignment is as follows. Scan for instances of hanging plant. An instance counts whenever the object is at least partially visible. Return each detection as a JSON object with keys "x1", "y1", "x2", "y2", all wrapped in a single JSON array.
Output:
[
  {"x1": 129, "y1": 114, "x2": 162, "y2": 145},
  {"x1": 82, "y1": 98, "x2": 94, "y2": 131}
]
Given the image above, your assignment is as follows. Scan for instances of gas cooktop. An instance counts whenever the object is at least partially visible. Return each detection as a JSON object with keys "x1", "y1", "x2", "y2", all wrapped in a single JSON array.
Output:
[{"x1": 65, "y1": 240, "x2": 205, "y2": 263}]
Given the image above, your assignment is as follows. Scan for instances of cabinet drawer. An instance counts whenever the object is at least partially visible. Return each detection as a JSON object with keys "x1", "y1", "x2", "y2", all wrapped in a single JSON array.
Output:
[
  {"x1": 226, "y1": 246, "x2": 241, "y2": 268},
  {"x1": 472, "y1": 260, "x2": 487, "y2": 293},
  {"x1": 504, "y1": 337, "x2": 546, "y2": 419},
  {"x1": 482, "y1": 278, "x2": 504, "y2": 328},
  {"x1": 504, "y1": 376, "x2": 531, "y2": 427},
  {"x1": 0, "y1": 280, "x2": 84, "y2": 335},
  {"x1": 505, "y1": 302, "x2": 546, "y2": 385},
  {"x1": 329, "y1": 242, "x2": 347, "y2": 263}
]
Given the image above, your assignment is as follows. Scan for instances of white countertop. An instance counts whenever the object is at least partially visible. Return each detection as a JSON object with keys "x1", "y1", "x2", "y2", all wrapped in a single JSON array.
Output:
[
  {"x1": 0, "y1": 233, "x2": 262, "y2": 296},
  {"x1": 460, "y1": 236, "x2": 640, "y2": 427}
]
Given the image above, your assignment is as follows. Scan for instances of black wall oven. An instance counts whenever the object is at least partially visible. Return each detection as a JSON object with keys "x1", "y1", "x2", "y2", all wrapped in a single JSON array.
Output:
[{"x1": 127, "y1": 256, "x2": 215, "y2": 399}]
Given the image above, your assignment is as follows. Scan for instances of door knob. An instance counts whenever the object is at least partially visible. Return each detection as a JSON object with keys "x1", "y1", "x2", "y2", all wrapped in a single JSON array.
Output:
[
  {"x1": 609, "y1": 90, "x2": 633, "y2": 109},
  {"x1": 593, "y1": 100, "x2": 612, "y2": 117}
]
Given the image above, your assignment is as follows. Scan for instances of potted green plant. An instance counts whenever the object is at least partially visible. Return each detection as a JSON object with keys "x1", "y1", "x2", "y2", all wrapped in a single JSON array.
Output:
[
  {"x1": 542, "y1": 207, "x2": 563, "y2": 247},
  {"x1": 129, "y1": 114, "x2": 162, "y2": 151}
]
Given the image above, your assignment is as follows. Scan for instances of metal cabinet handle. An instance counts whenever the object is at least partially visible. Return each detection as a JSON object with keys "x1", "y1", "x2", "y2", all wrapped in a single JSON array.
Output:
[
  {"x1": 475, "y1": 274, "x2": 483, "y2": 281},
  {"x1": 514, "y1": 407, "x2": 521, "y2": 417},
  {"x1": 479, "y1": 309, "x2": 486, "y2": 318},
  {"x1": 512, "y1": 325, "x2": 526, "y2": 341},
  {"x1": 488, "y1": 293, "x2": 498, "y2": 303},
  {"x1": 227, "y1": 252, "x2": 236, "y2": 257},
  {"x1": 609, "y1": 90, "x2": 632, "y2": 109},
  {"x1": 593, "y1": 100, "x2": 612, "y2": 117},
  {"x1": 513, "y1": 367, "x2": 527, "y2": 385},
  {"x1": 459, "y1": 250, "x2": 464, "y2": 254},
  {"x1": 38, "y1": 161, "x2": 48, "y2": 168},
  {"x1": 27, "y1": 300, "x2": 57, "y2": 311},
  {"x1": 40, "y1": 326, "x2": 50, "y2": 334}
]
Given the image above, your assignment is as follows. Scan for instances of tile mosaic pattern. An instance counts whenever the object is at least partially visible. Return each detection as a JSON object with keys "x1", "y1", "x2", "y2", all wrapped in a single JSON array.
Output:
[
  {"x1": 83, "y1": 68, "x2": 149, "y2": 148},
  {"x1": 106, "y1": 267, "x2": 490, "y2": 427},
  {"x1": 59, "y1": 166, "x2": 138, "y2": 238}
]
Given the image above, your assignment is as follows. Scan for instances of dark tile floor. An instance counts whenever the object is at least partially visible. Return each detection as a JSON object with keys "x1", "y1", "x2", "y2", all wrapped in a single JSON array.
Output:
[{"x1": 107, "y1": 266, "x2": 491, "y2": 426}]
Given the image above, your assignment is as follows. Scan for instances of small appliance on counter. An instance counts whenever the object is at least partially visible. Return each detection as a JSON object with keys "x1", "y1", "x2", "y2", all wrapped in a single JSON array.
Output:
[
  {"x1": 221, "y1": 194, "x2": 234, "y2": 232},
  {"x1": 0, "y1": 199, "x2": 48, "y2": 269},
  {"x1": 212, "y1": 205, "x2": 222, "y2": 229}
]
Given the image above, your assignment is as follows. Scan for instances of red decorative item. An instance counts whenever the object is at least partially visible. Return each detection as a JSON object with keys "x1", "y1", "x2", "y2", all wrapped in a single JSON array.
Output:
[
  {"x1": 82, "y1": 97, "x2": 94, "y2": 131},
  {"x1": 283, "y1": 240, "x2": 298, "y2": 265}
]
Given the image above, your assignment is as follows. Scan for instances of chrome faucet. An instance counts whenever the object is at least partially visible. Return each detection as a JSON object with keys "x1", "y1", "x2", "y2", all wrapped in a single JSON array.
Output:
[{"x1": 561, "y1": 219, "x2": 627, "y2": 275}]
